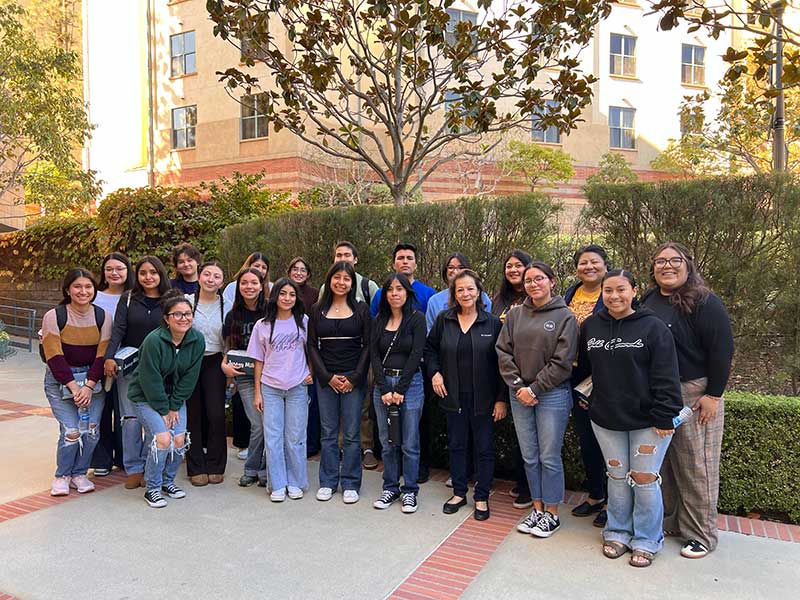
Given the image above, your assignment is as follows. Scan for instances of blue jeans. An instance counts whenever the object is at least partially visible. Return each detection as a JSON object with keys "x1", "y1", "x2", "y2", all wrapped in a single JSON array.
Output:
[
  {"x1": 238, "y1": 376, "x2": 266, "y2": 482},
  {"x1": 44, "y1": 368, "x2": 105, "y2": 478},
  {"x1": 117, "y1": 373, "x2": 149, "y2": 475},
  {"x1": 510, "y1": 384, "x2": 571, "y2": 506},
  {"x1": 261, "y1": 383, "x2": 309, "y2": 491},
  {"x1": 373, "y1": 372, "x2": 424, "y2": 495},
  {"x1": 317, "y1": 382, "x2": 364, "y2": 491},
  {"x1": 133, "y1": 401, "x2": 188, "y2": 492},
  {"x1": 592, "y1": 423, "x2": 672, "y2": 553}
]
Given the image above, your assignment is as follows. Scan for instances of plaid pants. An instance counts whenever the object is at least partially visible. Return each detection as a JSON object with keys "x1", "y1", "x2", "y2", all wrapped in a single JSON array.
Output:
[{"x1": 661, "y1": 377, "x2": 725, "y2": 551}]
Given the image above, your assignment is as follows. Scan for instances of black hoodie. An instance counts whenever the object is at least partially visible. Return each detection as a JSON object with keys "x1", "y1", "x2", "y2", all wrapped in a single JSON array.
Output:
[{"x1": 577, "y1": 306, "x2": 682, "y2": 431}]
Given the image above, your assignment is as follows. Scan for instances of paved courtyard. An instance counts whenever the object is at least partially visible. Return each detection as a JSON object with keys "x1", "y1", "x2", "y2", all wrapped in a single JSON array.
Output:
[{"x1": 1, "y1": 351, "x2": 799, "y2": 600}]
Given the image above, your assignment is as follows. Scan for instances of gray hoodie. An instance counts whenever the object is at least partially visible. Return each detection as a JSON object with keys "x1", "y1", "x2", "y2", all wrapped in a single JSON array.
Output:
[{"x1": 495, "y1": 295, "x2": 578, "y2": 396}]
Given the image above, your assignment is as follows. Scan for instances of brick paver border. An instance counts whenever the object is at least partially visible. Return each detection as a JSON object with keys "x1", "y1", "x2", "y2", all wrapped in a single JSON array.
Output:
[{"x1": 0, "y1": 399, "x2": 53, "y2": 420}]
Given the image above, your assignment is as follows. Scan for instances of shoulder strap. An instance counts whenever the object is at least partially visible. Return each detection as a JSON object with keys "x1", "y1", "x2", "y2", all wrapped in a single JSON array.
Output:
[
  {"x1": 93, "y1": 304, "x2": 105, "y2": 333},
  {"x1": 55, "y1": 304, "x2": 68, "y2": 331},
  {"x1": 361, "y1": 276, "x2": 371, "y2": 305}
]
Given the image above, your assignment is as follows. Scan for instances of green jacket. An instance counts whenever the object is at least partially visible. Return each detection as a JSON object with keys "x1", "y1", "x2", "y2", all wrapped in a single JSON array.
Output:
[{"x1": 128, "y1": 326, "x2": 205, "y2": 416}]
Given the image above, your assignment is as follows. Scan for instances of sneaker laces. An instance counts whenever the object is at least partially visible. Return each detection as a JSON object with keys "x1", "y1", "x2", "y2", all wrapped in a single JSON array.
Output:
[
  {"x1": 379, "y1": 491, "x2": 396, "y2": 503},
  {"x1": 402, "y1": 493, "x2": 415, "y2": 506},
  {"x1": 539, "y1": 513, "x2": 557, "y2": 530},
  {"x1": 523, "y1": 511, "x2": 540, "y2": 528}
]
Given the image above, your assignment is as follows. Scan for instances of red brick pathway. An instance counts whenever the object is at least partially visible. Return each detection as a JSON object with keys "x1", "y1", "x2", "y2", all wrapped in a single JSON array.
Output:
[{"x1": 0, "y1": 399, "x2": 53, "y2": 421}]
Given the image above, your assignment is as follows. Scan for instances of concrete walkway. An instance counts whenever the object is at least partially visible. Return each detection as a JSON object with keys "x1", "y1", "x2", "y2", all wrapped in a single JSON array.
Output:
[{"x1": 1, "y1": 351, "x2": 799, "y2": 600}]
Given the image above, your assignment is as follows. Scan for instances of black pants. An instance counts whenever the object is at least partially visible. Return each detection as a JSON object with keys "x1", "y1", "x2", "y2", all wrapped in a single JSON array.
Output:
[
  {"x1": 418, "y1": 374, "x2": 435, "y2": 471},
  {"x1": 511, "y1": 426, "x2": 531, "y2": 499},
  {"x1": 572, "y1": 396, "x2": 607, "y2": 501},
  {"x1": 306, "y1": 383, "x2": 321, "y2": 455},
  {"x1": 186, "y1": 353, "x2": 228, "y2": 476},
  {"x1": 446, "y1": 393, "x2": 494, "y2": 501},
  {"x1": 231, "y1": 391, "x2": 250, "y2": 450},
  {"x1": 91, "y1": 382, "x2": 123, "y2": 470}
]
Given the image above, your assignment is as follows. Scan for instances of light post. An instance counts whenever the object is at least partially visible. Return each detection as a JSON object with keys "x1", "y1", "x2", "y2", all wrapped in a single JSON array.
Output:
[{"x1": 773, "y1": 1, "x2": 786, "y2": 171}]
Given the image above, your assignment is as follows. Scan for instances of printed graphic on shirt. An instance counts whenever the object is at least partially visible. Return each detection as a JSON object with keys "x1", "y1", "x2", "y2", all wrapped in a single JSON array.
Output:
[
  {"x1": 587, "y1": 337, "x2": 644, "y2": 351},
  {"x1": 544, "y1": 320, "x2": 555, "y2": 332},
  {"x1": 271, "y1": 331, "x2": 303, "y2": 353}
]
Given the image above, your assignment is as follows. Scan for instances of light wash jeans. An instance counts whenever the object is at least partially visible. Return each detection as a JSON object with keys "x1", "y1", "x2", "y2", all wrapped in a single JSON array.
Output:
[
  {"x1": 510, "y1": 384, "x2": 571, "y2": 506},
  {"x1": 261, "y1": 383, "x2": 309, "y2": 491},
  {"x1": 133, "y1": 401, "x2": 188, "y2": 492},
  {"x1": 373, "y1": 372, "x2": 424, "y2": 495},
  {"x1": 317, "y1": 382, "x2": 364, "y2": 492},
  {"x1": 44, "y1": 368, "x2": 105, "y2": 478},
  {"x1": 237, "y1": 376, "x2": 267, "y2": 482},
  {"x1": 592, "y1": 423, "x2": 672, "y2": 554},
  {"x1": 116, "y1": 373, "x2": 149, "y2": 475}
]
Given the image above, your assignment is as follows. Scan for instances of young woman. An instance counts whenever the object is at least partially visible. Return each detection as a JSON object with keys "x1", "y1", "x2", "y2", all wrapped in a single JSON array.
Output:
[
  {"x1": 42, "y1": 268, "x2": 112, "y2": 496},
  {"x1": 565, "y1": 244, "x2": 610, "y2": 527},
  {"x1": 127, "y1": 290, "x2": 205, "y2": 508},
  {"x1": 286, "y1": 256, "x2": 321, "y2": 457},
  {"x1": 307, "y1": 261, "x2": 371, "y2": 504},
  {"x1": 223, "y1": 252, "x2": 271, "y2": 305},
  {"x1": 578, "y1": 270, "x2": 682, "y2": 567},
  {"x1": 170, "y1": 243, "x2": 202, "y2": 295},
  {"x1": 491, "y1": 249, "x2": 533, "y2": 509},
  {"x1": 91, "y1": 252, "x2": 134, "y2": 477},
  {"x1": 185, "y1": 261, "x2": 231, "y2": 486},
  {"x1": 103, "y1": 257, "x2": 171, "y2": 490},
  {"x1": 221, "y1": 268, "x2": 268, "y2": 488},
  {"x1": 247, "y1": 278, "x2": 312, "y2": 502},
  {"x1": 496, "y1": 261, "x2": 578, "y2": 538},
  {"x1": 641, "y1": 242, "x2": 734, "y2": 559},
  {"x1": 425, "y1": 270, "x2": 505, "y2": 521},
  {"x1": 370, "y1": 274, "x2": 426, "y2": 513}
]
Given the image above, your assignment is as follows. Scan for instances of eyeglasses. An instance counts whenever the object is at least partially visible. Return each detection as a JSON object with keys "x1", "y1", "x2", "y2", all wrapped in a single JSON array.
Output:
[
  {"x1": 654, "y1": 257, "x2": 685, "y2": 269},
  {"x1": 168, "y1": 312, "x2": 193, "y2": 321},
  {"x1": 523, "y1": 276, "x2": 549, "y2": 286},
  {"x1": 446, "y1": 265, "x2": 464, "y2": 272},
  {"x1": 104, "y1": 267, "x2": 127, "y2": 273},
  {"x1": 290, "y1": 266, "x2": 308, "y2": 273}
]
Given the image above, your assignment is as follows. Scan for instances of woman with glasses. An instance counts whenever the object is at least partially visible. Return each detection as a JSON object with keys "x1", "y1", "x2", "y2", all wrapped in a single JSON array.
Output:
[
  {"x1": 641, "y1": 242, "x2": 734, "y2": 559},
  {"x1": 128, "y1": 290, "x2": 205, "y2": 508},
  {"x1": 91, "y1": 252, "x2": 134, "y2": 477},
  {"x1": 103, "y1": 256, "x2": 171, "y2": 490},
  {"x1": 496, "y1": 261, "x2": 578, "y2": 538}
]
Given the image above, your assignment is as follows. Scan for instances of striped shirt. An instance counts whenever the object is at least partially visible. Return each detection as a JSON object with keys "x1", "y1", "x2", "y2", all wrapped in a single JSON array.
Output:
[{"x1": 41, "y1": 304, "x2": 112, "y2": 385}]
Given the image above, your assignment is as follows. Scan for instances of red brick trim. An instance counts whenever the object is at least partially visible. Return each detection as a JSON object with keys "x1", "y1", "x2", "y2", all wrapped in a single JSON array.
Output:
[{"x1": 0, "y1": 400, "x2": 54, "y2": 419}]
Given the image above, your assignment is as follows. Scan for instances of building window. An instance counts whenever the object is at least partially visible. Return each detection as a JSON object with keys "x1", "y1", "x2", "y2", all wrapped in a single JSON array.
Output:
[
  {"x1": 532, "y1": 100, "x2": 561, "y2": 144},
  {"x1": 446, "y1": 8, "x2": 478, "y2": 46},
  {"x1": 170, "y1": 31, "x2": 196, "y2": 77},
  {"x1": 610, "y1": 33, "x2": 636, "y2": 77},
  {"x1": 444, "y1": 90, "x2": 476, "y2": 132},
  {"x1": 681, "y1": 44, "x2": 705, "y2": 85},
  {"x1": 241, "y1": 93, "x2": 269, "y2": 140},
  {"x1": 609, "y1": 106, "x2": 635, "y2": 149},
  {"x1": 171, "y1": 105, "x2": 197, "y2": 149}
]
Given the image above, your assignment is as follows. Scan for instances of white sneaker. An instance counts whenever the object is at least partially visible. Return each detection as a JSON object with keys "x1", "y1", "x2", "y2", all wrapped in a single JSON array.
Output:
[
  {"x1": 316, "y1": 487, "x2": 334, "y2": 501},
  {"x1": 445, "y1": 477, "x2": 453, "y2": 488},
  {"x1": 70, "y1": 474, "x2": 95, "y2": 494},
  {"x1": 270, "y1": 489, "x2": 286, "y2": 502},
  {"x1": 287, "y1": 486, "x2": 304, "y2": 500},
  {"x1": 343, "y1": 490, "x2": 359, "y2": 504},
  {"x1": 237, "y1": 449, "x2": 248, "y2": 460}
]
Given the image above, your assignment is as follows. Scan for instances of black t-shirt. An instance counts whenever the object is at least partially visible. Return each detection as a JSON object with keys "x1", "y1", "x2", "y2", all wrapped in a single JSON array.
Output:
[
  {"x1": 378, "y1": 326, "x2": 420, "y2": 371},
  {"x1": 222, "y1": 308, "x2": 261, "y2": 350},
  {"x1": 142, "y1": 296, "x2": 160, "y2": 311},
  {"x1": 456, "y1": 328, "x2": 474, "y2": 397},
  {"x1": 315, "y1": 313, "x2": 363, "y2": 374}
]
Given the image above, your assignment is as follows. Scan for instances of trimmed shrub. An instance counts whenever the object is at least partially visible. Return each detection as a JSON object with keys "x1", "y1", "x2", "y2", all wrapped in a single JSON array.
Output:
[{"x1": 219, "y1": 193, "x2": 561, "y2": 288}]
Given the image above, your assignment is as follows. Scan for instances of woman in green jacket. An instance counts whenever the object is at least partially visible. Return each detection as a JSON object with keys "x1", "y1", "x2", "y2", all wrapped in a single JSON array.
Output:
[{"x1": 128, "y1": 290, "x2": 205, "y2": 508}]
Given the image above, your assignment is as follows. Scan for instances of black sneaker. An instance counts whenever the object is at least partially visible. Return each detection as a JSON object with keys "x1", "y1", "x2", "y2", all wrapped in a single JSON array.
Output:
[
  {"x1": 517, "y1": 510, "x2": 543, "y2": 534},
  {"x1": 144, "y1": 489, "x2": 167, "y2": 508},
  {"x1": 401, "y1": 493, "x2": 418, "y2": 514},
  {"x1": 239, "y1": 475, "x2": 259, "y2": 487},
  {"x1": 512, "y1": 495, "x2": 534, "y2": 509},
  {"x1": 161, "y1": 483, "x2": 186, "y2": 499},
  {"x1": 531, "y1": 511, "x2": 561, "y2": 538},
  {"x1": 680, "y1": 539, "x2": 709, "y2": 559},
  {"x1": 373, "y1": 490, "x2": 401, "y2": 509}
]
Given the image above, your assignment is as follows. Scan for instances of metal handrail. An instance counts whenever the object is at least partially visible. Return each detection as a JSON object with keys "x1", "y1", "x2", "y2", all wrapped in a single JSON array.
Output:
[{"x1": 0, "y1": 304, "x2": 36, "y2": 352}]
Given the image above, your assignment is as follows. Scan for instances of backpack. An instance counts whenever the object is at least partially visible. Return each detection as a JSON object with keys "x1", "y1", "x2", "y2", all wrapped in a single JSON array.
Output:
[
  {"x1": 39, "y1": 304, "x2": 106, "y2": 363},
  {"x1": 360, "y1": 275, "x2": 372, "y2": 305}
]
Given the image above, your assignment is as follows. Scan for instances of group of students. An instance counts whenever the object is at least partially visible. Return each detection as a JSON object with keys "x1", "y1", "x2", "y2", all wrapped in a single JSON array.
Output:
[{"x1": 40, "y1": 238, "x2": 733, "y2": 568}]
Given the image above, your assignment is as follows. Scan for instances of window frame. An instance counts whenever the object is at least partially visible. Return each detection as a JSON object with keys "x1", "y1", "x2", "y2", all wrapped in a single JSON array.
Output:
[
  {"x1": 609, "y1": 106, "x2": 636, "y2": 150},
  {"x1": 171, "y1": 105, "x2": 197, "y2": 150},
  {"x1": 170, "y1": 31, "x2": 196, "y2": 77},
  {"x1": 609, "y1": 33, "x2": 637, "y2": 78},
  {"x1": 532, "y1": 100, "x2": 561, "y2": 144},
  {"x1": 681, "y1": 43, "x2": 706, "y2": 86},
  {"x1": 240, "y1": 92, "x2": 270, "y2": 141},
  {"x1": 445, "y1": 8, "x2": 478, "y2": 47}
]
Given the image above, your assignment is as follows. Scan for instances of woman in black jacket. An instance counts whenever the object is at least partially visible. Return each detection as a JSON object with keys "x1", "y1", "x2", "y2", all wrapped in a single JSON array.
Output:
[
  {"x1": 103, "y1": 256, "x2": 171, "y2": 490},
  {"x1": 577, "y1": 270, "x2": 682, "y2": 567},
  {"x1": 370, "y1": 273, "x2": 427, "y2": 514},
  {"x1": 425, "y1": 270, "x2": 505, "y2": 520}
]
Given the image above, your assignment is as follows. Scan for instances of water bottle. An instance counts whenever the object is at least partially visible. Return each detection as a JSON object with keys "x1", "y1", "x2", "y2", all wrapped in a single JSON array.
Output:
[
  {"x1": 387, "y1": 405, "x2": 401, "y2": 445},
  {"x1": 672, "y1": 406, "x2": 694, "y2": 428},
  {"x1": 78, "y1": 406, "x2": 90, "y2": 433},
  {"x1": 225, "y1": 382, "x2": 236, "y2": 409}
]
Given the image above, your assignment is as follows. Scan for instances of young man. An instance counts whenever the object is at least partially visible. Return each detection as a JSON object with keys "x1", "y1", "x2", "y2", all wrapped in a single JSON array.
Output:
[{"x1": 370, "y1": 243, "x2": 436, "y2": 317}]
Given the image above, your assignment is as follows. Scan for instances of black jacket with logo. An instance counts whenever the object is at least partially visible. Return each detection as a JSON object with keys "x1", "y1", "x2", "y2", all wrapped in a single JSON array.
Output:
[{"x1": 577, "y1": 306, "x2": 682, "y2": 431}]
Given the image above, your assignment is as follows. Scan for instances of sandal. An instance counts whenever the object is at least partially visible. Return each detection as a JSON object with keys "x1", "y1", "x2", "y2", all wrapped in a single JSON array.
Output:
[
  {"x1": 602, "y1": 541, "x2": 628, "y2": 559},
  {"x1": 629, "y1": 549, "x2": 655, "y2": 568}
]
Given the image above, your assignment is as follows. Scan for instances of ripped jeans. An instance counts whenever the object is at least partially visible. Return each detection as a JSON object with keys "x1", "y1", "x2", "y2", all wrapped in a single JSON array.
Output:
[
  {"x1": 133, "y1": 402, "x2": 188, "y2": 492},
  {"x1": 44, "y1": 368, "x2": 105, "y2": 478},
  {"x1": 591, "y1": 423, "x2": 672, "y2": 554}
]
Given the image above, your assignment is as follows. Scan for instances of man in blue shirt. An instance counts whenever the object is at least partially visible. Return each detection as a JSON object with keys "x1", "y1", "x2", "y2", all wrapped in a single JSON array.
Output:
[
  {"x1": 370, "y1": 243, "x2": 436, "y2": 317},
  {"x1": 425, "y1": 252, "x2": 492, "y2": 330}
]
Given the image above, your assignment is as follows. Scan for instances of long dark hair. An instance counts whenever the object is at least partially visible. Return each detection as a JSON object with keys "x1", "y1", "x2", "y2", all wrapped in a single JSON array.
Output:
[
  {"x1": 226, "y1": 267, "x2": 267, "y2": 349},
  {"x1": 440, "y1": 252, "x2": 471, "y2": 284},
  {"x1": 318, "y1": 261, "x2": 358, "y2": 313},
  {"x1": 131, "y1": 256, "x2": 170, "y2": 299},
  {"x1": 171, "y1": 242, "x2": 202, "y2": 282},
  {"x1": 160, "y1": 289, "x2": 193, "y2": 329},
  {"x1": 60, "y1": 268, "x2": 98, "y2": 305},
  {"x1": 649, "y1": 242, "x2": 710, "y2": 315},
  {"x1": 523, "y1": 261, "x2": 558, "y2": 296},
  {"x1": 375, "y1": 273, "x2": 417, "y2": 332},
  {"x1": 263, "y1": 278, "x2": 306, "y2": 343},
  {"x1": 193, "y1": 261, "x2": 226, "y2": 323},
  {"x1": 98, "y1": 252, "x2": 134, "y2": 291},
  {"x1": 497, "y1": 249, "x2": 532, "y2": 305},
  {"x1": 449, "y1": 269, "x2": 487, "y2": 312}
]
